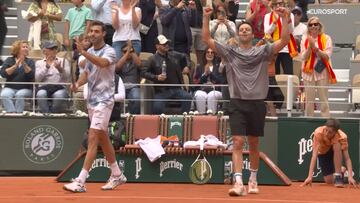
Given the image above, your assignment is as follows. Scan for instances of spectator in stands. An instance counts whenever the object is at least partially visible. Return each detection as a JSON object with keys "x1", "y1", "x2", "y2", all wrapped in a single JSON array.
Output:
[
  {"x1": 190, "y1": 0, "x2": 207, "y2": 66},
  {"x1": 35, "y1": 40, "x2": 70, "y2": 113},
  {"x1": 111, "y1": 0, "x2": 142, "y2": 59},
  {"x1": 209, "y1": 5, "x2": 236, "y2": 45},
  {"x1": 139, "y1": 0, "x2": 163, "y2": 54},
  {"x1": 159, "y1": 0, "x2": 195, "y2": 55},
  {"x1": 115, "y1": 41, "x2": 142, "y2": 114},
  {"x1": 203, "y1": 6, "x2": 291, "y2": 196},
  {"x1": 90, "y1": 0, "x2": 121, "y2": 46},
  {"x1": 301, "y1": 118, "x2": 358, "y2": 188},
  {"x1": 245, "y1": 0, "x2": 271, "y2": 44},
  {"x1": 292, "y1": 6, "x2": 307, "y2": 52},
  {"x1": 0, "y1": 0, "x2": 8, "y2": 66},
  {"x1": 301, "y1": 16, "x2": 336, "y2": 117},
  {"x1": 0, "y1": 40, "x2": 35, "y2": 113},
  {"x1": 73, "y1": 33, "x2": 92, "y2": 113},
  {"x1": 295, "y1": 0, "x2": 308, "y2": 22},
  {"x1": 226, "y1": 0, "x2": 240, "y2": 23},
  {"x1": 142, "y1": 34, "x2": 192, "y2": 114},
  {"x1": 264, "y1": 0, "x2": 296, "y2": 75},
  {"x1": 26, "y1": 0, "x2": 63, "y2": 50},
  {"x1": 64, "y1": 0, "x2": 93, "y2": 51},
  {"x1": 193, "y1": 47, "x2": 223, "y2": 114}
]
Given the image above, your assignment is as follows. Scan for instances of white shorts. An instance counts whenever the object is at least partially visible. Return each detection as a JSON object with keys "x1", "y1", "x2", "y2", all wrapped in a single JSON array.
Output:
[{"x1": 88, "y1": 104, "x2": 114, "y2": 131}]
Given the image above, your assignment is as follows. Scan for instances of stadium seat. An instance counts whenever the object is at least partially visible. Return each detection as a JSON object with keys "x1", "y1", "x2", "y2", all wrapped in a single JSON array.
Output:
[
  {"x1": 163, "y1": 115, "x2": 186, "y2": 144},
  {"x1": 125, "y1": 115, "x2": 165, "y2": 148},
  {"x1": 184, "y1": 115, "x2": 227, "y2": 149},
  {"x1": 356, "y1": 35, "x2": 360, "y2": 55},
  {"x1": 352, "y1": 74, "x2": 360, "y2": 103}
]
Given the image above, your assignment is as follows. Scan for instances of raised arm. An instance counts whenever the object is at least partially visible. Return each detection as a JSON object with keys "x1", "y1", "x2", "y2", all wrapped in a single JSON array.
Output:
[
  {"x1": 91, "y1": 0, "x2": 107, "y2": 11},
  {"x1": 202, "y1": 8, "x2": 217, "y2": 53},
  {"x1": 131, "y1": 0, "x2": 141, "y2": 29}
]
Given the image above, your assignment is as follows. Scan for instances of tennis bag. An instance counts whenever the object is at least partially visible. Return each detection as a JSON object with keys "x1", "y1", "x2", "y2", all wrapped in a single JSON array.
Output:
[{"x1": 82, "y1": 120, "x2": 126, "y2": 150}]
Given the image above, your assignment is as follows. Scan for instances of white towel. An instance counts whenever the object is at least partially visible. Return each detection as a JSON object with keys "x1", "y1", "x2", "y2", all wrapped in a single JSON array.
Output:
[
  {"x1": 28, "y1": 20, "x2": 42, "y2": 50},
  {"x1": 135, "y1": 135, "x2": 165, "y2": 162},
  {"x1": 21, "y1": 10, "x2": 38, "y2": 20},
  {"x1": 183, "y1": 134, "x2": 227, "y2": 149}
]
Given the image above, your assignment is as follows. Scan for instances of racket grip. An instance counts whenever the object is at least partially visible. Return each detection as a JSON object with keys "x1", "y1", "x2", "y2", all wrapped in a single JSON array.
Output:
[{"x1": 200, "y1": 135, "x2": 205, "y2": 150}]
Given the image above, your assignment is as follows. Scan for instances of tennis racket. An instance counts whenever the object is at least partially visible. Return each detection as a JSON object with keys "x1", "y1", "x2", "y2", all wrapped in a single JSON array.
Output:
[{"x1": 189, "y1": 135, "x2": 212, "y2": 184}]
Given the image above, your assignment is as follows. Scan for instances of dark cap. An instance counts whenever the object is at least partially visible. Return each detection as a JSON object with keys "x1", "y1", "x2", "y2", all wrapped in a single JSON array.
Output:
[
  {"x1": 41, "y1": 40, "x2": 58, "y2": 49},
  {"x1": 292, "y1": 6, "x2": 302, "y2": 15}
]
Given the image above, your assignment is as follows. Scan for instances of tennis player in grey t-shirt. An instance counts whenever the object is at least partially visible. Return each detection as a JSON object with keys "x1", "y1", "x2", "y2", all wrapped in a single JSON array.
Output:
[{"x1": 202, "y1": 6, "x2": 291, "y2": 196}]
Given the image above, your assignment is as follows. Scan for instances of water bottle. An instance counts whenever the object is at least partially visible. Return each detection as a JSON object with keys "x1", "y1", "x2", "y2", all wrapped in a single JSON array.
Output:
[{"x1": 161, "y1": 61, "x2": 167, "y2": 77}]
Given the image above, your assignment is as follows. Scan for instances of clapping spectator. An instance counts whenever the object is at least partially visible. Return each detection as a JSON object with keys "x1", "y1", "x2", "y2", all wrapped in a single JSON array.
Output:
[
  {"x1": 90, "y1": 0, "x2": 121, "y2": 46},
  {"x1": 301, "y1": 17, "x2": 336, "y2": 117},
  {"x1": 0, "y1": 40, "x2": 35, "y2": 113},
  {"x1": 264, "y1": 0, "x2": 297, "y2": 75},
  {"x1": 26, "y1": 0, "x2": 62, "y2": 50},
  {"x1": 193, "y1": 47, "x2": 223, "y2": 114},
  {"x1": 245, "y1": 0, "x2": 271, "y2": 44},
  {"x1": 35, "y1": 41, "x2": 70, "y2": 113},
  {"x1": 112, "y1": 0, "x2": 142, "y2": 59},
  {"x1": 209, "y1": 5, "x2": 236, "y2": 45},
  {"x1": 115, "y1": 41, "x2": 143, "y2": 114}
]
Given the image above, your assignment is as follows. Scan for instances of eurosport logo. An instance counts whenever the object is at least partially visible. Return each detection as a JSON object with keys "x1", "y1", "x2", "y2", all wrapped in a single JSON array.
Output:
[{"x1": 23, "y1": 125, "x2": 63, "y2": 164}]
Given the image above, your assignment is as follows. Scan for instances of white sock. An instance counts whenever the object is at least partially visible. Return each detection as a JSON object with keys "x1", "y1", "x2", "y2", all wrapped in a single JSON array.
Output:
[
  {"x1": 110, "y1": 161, "x2": 121, "y2": 177},
  {"x1": 249, "y1": 169, "x2": 258, "y2": 182},
  {"x1": 77, "y1": 169, "x2": 89, "y2": 184},
  {"x1": 233, "y1": 173, "x2": 243, "y2": 185}
]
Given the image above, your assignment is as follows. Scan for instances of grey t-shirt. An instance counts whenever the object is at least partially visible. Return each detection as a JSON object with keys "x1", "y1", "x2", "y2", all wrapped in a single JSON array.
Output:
[{"x1": 215, "y1": 41, "x2": 274, "y2": 100}]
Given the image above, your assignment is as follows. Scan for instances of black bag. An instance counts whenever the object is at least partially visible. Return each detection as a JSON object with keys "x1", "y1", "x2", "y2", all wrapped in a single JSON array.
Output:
[
  {"x1": 314, "y1": 60, "x2": 326, "y2": 73},
  {"x1": 82, "y1": 120, "x2": 127, "y2": 150},
  {"x1": 38, "y1": 84, "x2": 65, "y2": 97}
]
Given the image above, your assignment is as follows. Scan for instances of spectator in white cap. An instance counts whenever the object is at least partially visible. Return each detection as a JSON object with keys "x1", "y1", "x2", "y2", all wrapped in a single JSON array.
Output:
[
  {"x1": 142, "y1": 34, "x2": 192, "y2": 114},
  {"x1": 35, "y1": 40, "x2": 71, "y2": 113}
]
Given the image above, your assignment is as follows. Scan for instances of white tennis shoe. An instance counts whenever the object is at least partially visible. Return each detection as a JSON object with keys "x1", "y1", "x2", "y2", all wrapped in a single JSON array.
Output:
[
  {"x1": 101, "y1": 173, "x2": 127, "y2": 190},
  {"x1": 63, "y1": 178, "x2": 86, "y2": 193},
  {"x1": 228, "y1": 183, "x2": 247, "y2": 196},
  {"x1": 248, "y1": 180, "x2": 259, "y2": 194}
]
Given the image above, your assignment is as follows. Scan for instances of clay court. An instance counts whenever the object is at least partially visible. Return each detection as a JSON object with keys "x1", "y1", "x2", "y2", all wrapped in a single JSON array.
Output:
[{"x1": 0, "y1": 177, "x2": 359, "y2": 203}]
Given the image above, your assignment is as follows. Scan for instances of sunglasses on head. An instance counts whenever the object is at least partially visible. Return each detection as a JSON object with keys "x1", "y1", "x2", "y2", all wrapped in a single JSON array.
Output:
[{"x1": 308, "y1": 22, "x2": 320, "y2": 27}]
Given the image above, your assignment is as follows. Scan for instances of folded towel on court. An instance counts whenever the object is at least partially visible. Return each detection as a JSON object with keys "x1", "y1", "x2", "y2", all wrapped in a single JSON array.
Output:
[{"x1": 135, "y1": 135, "x2": 165, "y2": 162}]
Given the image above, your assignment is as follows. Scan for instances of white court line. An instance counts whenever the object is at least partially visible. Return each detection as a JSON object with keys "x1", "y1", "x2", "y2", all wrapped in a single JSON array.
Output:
[{"x1": 0, "y1": 195, "x2": 343, "y2": 203}]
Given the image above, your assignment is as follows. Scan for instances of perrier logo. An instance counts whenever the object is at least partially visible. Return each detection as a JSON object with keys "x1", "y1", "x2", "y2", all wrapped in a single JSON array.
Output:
[{"x1": 23, "y1": 125, "x2": 63, "y2": 164}]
